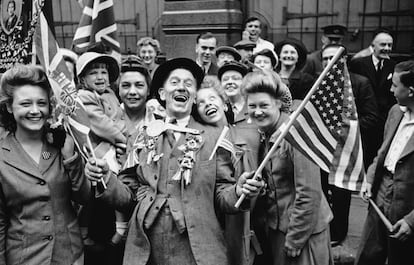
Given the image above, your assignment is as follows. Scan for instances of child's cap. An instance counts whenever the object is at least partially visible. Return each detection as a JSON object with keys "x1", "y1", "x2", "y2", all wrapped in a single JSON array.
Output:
[{"x1": 77, "y1": 52, "x2": 120, "y2": 82}]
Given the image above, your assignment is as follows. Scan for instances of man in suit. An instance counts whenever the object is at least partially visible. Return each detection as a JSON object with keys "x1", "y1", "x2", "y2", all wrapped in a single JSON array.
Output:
[
  {"x1": 349, "y1": 30, "x2": 396, "y2": 167},
  {"x1": 302, "y1": 24, "x2": 347, "y2": 79},
  {"x1": 320, "y1": 44, "x2": 379, "y2": 262},
  {"x1": 85, "y1": 57, "x2": 265, "y2": 265},
  {"x1": 356, "y1": 60, "x2": 414, "y2": 265},
  {"x1": 195, "y1": 32, "x2": 219, "y2": 76}
]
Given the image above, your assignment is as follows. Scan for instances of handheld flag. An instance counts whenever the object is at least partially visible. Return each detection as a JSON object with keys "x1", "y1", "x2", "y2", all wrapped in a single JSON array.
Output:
[
  {"x1": 284, "y1": 54, "x2": 365, "y2": 191},
  {"x1": 209, "y1": 126, "x2": 236, "y2": 160}
]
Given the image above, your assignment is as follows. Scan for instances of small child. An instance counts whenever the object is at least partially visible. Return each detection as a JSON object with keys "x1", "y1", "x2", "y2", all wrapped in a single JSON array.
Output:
[{"x1": 76, "y1": 52, "x2": 127, "y2": 245}]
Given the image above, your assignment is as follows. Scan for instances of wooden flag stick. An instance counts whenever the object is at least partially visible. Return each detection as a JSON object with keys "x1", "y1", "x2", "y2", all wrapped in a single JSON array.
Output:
[
  {"x1": 86, "y1": 136, "x2": 107, "y2": 190},
  {"x1": 235, "y1": 47, "x2": 345, "y2": 208},
  {"x1": 369, "y1": 198, "x2": 393, "y2": 232}
]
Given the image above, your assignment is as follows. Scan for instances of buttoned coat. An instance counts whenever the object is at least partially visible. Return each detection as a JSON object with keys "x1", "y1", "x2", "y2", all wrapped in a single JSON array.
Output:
[
  {"x1": 78, "y1": 87, "x2": 127, "y2": 147},
  {"x1": 367, "y1": 105, "x2": 414, "y2": 227},
  {"x1": 99, "y1": 117, "x2": 245, "y2": 265},
  {"x1": 263, "y1": 114, "x2": 332, "y2": 249},
  {"x1": 0, "y1": 134, "x2": 90, "y2": 265}
]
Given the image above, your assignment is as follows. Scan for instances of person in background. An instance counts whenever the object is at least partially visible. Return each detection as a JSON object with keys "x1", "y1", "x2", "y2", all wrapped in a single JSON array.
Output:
[
  {"x1": 351, "y1": 28, "x2": 392, "y2": 61},
  {"x1": 242, "y1": 16, "x2": 275, "y2": 54},
  {"x1": 243, "y1": 70, "x2": 333, "y2": 265},
  {"x1": 275, "y1": 38, "x2": 315, "y2": 109},
  {"x1": 349, "y1": 29, "x2": 396, "y2": 168},
  {"x1": 218, "y1": 61, "x2": 250, "y2": 125},
  {"x1": 216, "y1": 46, "x2": 242, "y2": 68},
  {"x1": 0, "y1": 64, "x2": 90, "y2": 265},
  {"x1": 195, "y1": 32, "x2": 219, "y2": 75},
  {"x1": 356, "y1": 60, "x2": 414, "y2": 265},
  {"x1": 252, "y1": 48, "x2": 278, "y2": 71},
  {"x1": 136, "y1": 37, "x2": 161, "y2": 76},
  {"x1": 302, "y1": 24, "x2": 347, "y2": 78},
  {"x1": 84, "y1": 57, "x2": 265, "y2": 265},
  {"x1": 234, "y1": 39, "x2": 257, "y2": 64}
]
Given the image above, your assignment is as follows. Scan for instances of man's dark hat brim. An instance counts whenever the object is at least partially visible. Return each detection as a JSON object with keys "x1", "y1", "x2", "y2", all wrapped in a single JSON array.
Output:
[
  {"x1": 274, "y1": 38, "x2": 308, "y2": 70},
  {"x1": 218, "y1": 61, "x2": 249, "y2": 80},
  {"x1": 150, "y1": 57, "x2": 204, "y2": 105},
  {"x1": 215, "y1": 46, "x2": 242, "y2": 62}
]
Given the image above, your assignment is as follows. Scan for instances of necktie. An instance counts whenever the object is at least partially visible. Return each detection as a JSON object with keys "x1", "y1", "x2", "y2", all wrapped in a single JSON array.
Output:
[
  {"x1": 165, "y1": 119, "x2": 176, "y2": 147},
  {"x1": 375, "y1": 59, "x2": 383, "y2": 81}
]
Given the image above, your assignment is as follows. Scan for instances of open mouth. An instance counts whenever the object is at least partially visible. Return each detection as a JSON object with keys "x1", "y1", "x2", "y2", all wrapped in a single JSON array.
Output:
[
  {"x1": 174, "y1": 94, "x2": 189, "y2": 103},
  {"x1": 205, "y1": 106, "x2": 218, "y2": 116}
]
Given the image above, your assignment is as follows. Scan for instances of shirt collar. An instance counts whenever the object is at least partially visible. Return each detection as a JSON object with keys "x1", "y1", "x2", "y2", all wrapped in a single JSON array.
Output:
[
  {"x1": 232, "y1": 101, "x2": 245, "y2": 114},
  {"x1": 400, "y1": 106, "x2": 414, "y2": 123}
]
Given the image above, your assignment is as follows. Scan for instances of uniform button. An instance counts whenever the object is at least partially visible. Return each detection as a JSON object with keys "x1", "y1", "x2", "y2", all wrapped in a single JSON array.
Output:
[
  {"x1": 38, "y1": 180, "x2": 46, "y2": 185},
  {"x1": 149, "y1": 197, "x2": 153, "y2": 201},
  {"x1": 154, "y1": 175, "x2": 158, "y2": 180},
  {"x1": 155, "y1": 206, "x2": 160, "y2": 210},
  {"x1": 42, "y1": 216, "x2": 51, "y2": 221}
]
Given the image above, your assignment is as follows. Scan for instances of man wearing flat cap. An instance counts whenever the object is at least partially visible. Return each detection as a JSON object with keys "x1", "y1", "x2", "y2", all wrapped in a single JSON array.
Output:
[
  {"x1": 234, "y1": 39, "x2": 257, "y2": 63},
  {"x1": 302, "y1": 24, "x2": 347, "y2": 78},
  {"x1": 85, "y1": 58, "x2": 265, "y2": 265},
  {"x1": 216, "y1": 46, "x2": 241, "y2": 67}
]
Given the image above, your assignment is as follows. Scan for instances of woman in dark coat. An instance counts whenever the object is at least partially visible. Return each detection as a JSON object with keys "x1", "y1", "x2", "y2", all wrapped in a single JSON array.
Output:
[{"x1": 275, "y1": 38, "x2": 315, "y2": 109}]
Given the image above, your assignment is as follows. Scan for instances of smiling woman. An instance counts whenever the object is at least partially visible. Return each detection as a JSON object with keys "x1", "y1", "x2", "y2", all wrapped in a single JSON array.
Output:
[{"x1": 0, "y1": 64, "x2": 90, "y2": 265}]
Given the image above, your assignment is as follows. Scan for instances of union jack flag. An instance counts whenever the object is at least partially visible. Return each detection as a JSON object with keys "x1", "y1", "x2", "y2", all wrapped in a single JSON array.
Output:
[
  {"x1": 35, "y1": 9, "x2": 91, "y2": 160},
  {"x1": 72, "y1": 0, "x2": 120, "y2": 58},
  {"x1": 284, "y1": 56, "x2": 365, "y2": 191}
]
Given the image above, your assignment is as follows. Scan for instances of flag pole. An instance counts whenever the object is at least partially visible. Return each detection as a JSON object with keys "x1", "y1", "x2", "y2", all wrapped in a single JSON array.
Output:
[
  {"x1": 235, "y1": 47, "x2": 345, "y2": 208},
  {"x1": 369, "y1": 198, "x2": 393, "y2": 232}
]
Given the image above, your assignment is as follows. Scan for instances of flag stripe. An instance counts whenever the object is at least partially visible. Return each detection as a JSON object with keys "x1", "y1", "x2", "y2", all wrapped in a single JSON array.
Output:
[
  {"x1": 73, "y1": 0, "x2": 120, "y2": 53},
  {"x1": 284, "y1": 56, "x2": 365, "y2": 191}
]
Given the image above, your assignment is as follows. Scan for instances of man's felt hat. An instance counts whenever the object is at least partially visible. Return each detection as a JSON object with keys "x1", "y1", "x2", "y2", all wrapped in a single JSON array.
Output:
[
  {"x1": 149, "y1": 57, "x2": 204, "y2": 104},
  {"x1": 233, "y1": 40, "x2": 256, "y2": 50}
]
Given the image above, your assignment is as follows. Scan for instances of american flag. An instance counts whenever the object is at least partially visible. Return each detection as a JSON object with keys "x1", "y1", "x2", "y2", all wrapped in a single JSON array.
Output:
[
  {"x1": 284, "y1": 56, "x2": 365, "y2": 191},
  {"x1": 35, "y1": 11, "x2": 91, "y2": 160},
  {"x1": 72, "y1": 0, "x2": 120, "y2": 58},
  {"x1": 209, "y1": 126, "x2": 236, "y2": 160}
]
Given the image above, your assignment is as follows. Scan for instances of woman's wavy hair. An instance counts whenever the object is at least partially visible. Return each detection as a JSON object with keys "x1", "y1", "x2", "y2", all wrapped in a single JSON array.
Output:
[
  {"x1": 0, "y1": 64, "x2": 52, "y2": 132},
  {"x1": 241, "y1": 69, "x2": 292, "y2": 113}
]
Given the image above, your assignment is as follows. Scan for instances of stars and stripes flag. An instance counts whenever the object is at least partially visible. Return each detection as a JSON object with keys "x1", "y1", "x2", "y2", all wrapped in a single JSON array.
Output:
[
  {"x1": 35, "y1": 9, "x2": 92, "y2": 161},
  {"x1": 284, "y1": 54, "x2": 365, "y2": 191},
  {"x1": 209, "y1": 126, "x2": 236, "y2": 160},
  {"x1": 72, "y1": 0, "x2": 120, "y2": 59}
]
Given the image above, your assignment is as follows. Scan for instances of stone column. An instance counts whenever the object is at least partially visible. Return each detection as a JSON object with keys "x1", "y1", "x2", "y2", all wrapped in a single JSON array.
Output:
[{"x1": 161, "y1": 0, "x2": 243, "y2": 59}]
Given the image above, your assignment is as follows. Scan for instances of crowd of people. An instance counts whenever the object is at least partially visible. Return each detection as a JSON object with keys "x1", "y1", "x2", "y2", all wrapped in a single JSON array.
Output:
[{"x1": 0, "y1": 15, "x2": 413, "y2": 265}]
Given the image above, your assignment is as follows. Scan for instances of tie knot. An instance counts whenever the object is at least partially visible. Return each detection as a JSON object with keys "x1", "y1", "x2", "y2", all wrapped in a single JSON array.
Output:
[{"x1": 168, "y1": 118, "x2": 177, "y2": 124}]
